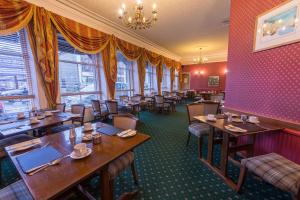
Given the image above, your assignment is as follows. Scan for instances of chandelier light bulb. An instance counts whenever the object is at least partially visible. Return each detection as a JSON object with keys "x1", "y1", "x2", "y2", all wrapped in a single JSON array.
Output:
[
  {"x1": 128, "y1": 17, "x2": 132, "y2": 23},
  {"x1": 152, "y1": 3, "x2": 157, "y2": 11},
  {"x1": 143, "y1": 17, "x2": 146, "y2": 23},
  {"x1": 121, "y1": 3, "x2": 126, "y2": 10},
  {"x1": 137, "y1": 0, "x2": 142, "y2": 5},
  {"x1": 118, "y1": 9, "x2": 124, "y2": 17}
]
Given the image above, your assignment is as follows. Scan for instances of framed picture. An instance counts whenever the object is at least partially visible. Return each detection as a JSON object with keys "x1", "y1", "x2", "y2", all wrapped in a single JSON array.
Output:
[
  {"x1": 208, "y1": 76, "x2": 219, "y2": 87},
  {"x1": 254, "y1": 0, "x2": 300, "y2": 52}
]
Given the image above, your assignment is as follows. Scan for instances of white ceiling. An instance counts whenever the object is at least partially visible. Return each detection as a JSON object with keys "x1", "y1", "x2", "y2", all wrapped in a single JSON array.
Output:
[{"x1": 67, "y1": 0, "x2": 230, "y2": 63}]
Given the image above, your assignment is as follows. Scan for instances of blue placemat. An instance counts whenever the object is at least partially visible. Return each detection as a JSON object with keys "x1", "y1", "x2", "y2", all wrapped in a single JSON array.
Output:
[
  {"x1": 16, "y1": 146, "x2": 63, "y2": 173},
  {"x1": 96, "y1": 126, "x2": 123, "y2": 136}
]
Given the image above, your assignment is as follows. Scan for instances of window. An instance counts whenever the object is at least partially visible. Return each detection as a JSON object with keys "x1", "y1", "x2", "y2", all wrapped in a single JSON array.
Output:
[
  {"x1": 173, "y1": 70, "x2": 179, "y2": 91},
  {"x1": 58, "y1": 34, "x2": 101, "y2": 108},
  {"x1": 162, "y1": 65, "x2": 170, "y2": 92},
  {"x1": 115, "y1": 51, "x2": 134, "y2": 98},
  {"x1": 0, "y1": 30, "x2": 34, "y2": 113},
  {"x1": 144, "y1": 63, "x2": 156, "y2": 95}
]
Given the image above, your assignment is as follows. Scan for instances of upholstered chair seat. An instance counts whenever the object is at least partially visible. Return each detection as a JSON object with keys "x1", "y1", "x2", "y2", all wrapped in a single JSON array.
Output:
[
  {"x1": 108, "y1": 151, "x2": 135, "y2": 179},
  {"x1": 237, "y1": 153, "x2": 300, "y2": 198},
  {"x1": 188, "y1": 122, "x2": 210, "y2": 137},
  {"x1": 0, "y1": 180, "x2": 32, "y2": 200}
]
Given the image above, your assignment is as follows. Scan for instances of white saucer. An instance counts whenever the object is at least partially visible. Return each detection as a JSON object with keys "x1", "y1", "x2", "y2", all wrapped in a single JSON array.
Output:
[
  {"x1": 70, "y1": 148, "x2": 92, "y2": 159},
  {"x1": 119, "y1": 131, "x2": 137, "y2": 138}
]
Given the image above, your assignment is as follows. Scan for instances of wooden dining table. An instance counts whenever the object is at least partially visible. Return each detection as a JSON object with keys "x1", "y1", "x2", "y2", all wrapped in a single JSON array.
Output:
[
  {"x1": 194, "y1": 115, "x2": 282, "y2": 189},
  {"x1": 5, "y1": 122, "x2": 150, "y2": 200},
  {"x1": 0, "y1": 112, "x2": 78, "y2": 138}
]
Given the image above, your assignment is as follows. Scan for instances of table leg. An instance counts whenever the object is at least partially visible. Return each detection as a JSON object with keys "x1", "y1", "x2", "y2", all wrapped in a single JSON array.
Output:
[
  {"x1": 246, "y1": 134, "x2": 256, "y2": 157},
  {"x1": 207, "y1": 126, "x2": 215, "y2": 165},
  {"x1": 220, "y1": 132, "x2": 229, "y2": 177},
  {"x1": 101, "y1": 169, "x2": 113, "y2": 200}
]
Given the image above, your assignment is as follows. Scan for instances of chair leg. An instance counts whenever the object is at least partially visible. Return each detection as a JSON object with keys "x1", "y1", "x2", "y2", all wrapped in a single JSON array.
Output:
[
  {"x1": 131, "y1": 162, "x2": 138, "y2": 185},
  {"x1": 186, "y1": 132, "x2": 191, "y2": 146},
  {"x1": 236, "y1": 166, "x2": 248, "y2": 193},
  {"x1": 198, "y1": 137, "x2": 203, "y2": 159}
]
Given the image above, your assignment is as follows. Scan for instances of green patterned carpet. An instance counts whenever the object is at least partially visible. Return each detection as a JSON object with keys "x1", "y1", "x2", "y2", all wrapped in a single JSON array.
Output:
[{"x1": 1, "y1": 103, "x2": 291, "y2": 199}]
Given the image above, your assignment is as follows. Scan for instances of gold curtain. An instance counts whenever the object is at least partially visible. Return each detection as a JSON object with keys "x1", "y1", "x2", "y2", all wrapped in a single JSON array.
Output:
[
  {"x1": 170, "y1": 67, "x2": 175, "y2": 92},
  {"x1": 137, "y1": 54, "x2": 147, "y2": 96},
  {"x1": 102, "y1": 37, "x2": 117, "y2": 99},
  {"x1": 50, "y1": 12, "x2": 110, "y2": 54},
  {"x1": 0, "y1": 0, "x2": 33, "y2": 35},
  {"x1": 115, "y1": 37, "x2": 143, "y2": 60},
  {"x1": 26, "y1": 7, "x2": 59, "y2": 108}
]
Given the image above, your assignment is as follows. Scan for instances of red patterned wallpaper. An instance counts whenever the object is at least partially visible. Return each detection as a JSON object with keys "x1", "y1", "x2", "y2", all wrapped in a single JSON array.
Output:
[
  {"x1": 226, "y1": 0, "x2": 300, "y2": 124},
  {"x1": 183, "y1": 62, "x2": 227, "y2": 91}
]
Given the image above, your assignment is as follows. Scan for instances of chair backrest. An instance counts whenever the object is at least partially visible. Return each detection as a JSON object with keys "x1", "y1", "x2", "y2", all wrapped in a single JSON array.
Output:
[
  {"x1": 210, "y1": 94, "x2": 224, "y2": 102},
  {"x1": 131, "y1": 95, "x2": 141, "y2": 102},
  {"x1": 162, "y1": 91, "x2": 169, "y2": 96},
  {"x1": 71, "y1": 104, "x2": 85, "y2": 125},
  {"x1": 186, "y1": 102, "x2": 219, "y2": 123},
  {"x1": 119, "y1": 95, "x2": 129, "y2": 102},
  {"x1": 105, "y1": 100, "x2": 118, "y2": 114},
  {"x1": 154, "y1": 95, "x2": 164, "y2": 104},
  {"x1": 91, "y1": 100, "x2": 101, "y2": 113},
  {"x1": 113, "y1": 115, "x2": 137, "y2": 130},
  {"x1": 56, "y1": 103, "x2": 66, "y2": 112}
]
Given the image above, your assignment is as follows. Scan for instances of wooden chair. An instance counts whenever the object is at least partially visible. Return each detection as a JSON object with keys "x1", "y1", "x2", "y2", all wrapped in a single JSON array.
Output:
[
  {"x1": 71, "y1": 104, "x2": 85, "y2": 126},
  {"x1": 186, "y1": 102, "x2": 219, "y2": 158},
  {"x1": 107, "y1": 115, "x2": 139, "y2": 196},
  {"x1": 0, "y1": 180, "x2": 32, "y2": 199},
  {"x1": 105, "y1": 100, "x2": 118, "y2": 119},
  {"x1": 154, "y1": 95, "x2": 170, "y2": 113},
  {"x1": 91, "y1": 100, "x2": 108, "y2": 121},
  {"x1": 237, "y1": 153, "x2": 300, "y2": 200},
  {"x1": 55, "y1": 103, "x2": 66, "y2": 112}
]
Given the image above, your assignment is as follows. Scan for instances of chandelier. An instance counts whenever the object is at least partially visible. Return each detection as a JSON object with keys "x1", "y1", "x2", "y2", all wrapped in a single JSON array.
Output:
[
  {"x1": 118, "y1": 0, "x2": 158, "y2": 30},
  {"x1": 193, "y1": 48, "x2": 208, "y2": 64}
]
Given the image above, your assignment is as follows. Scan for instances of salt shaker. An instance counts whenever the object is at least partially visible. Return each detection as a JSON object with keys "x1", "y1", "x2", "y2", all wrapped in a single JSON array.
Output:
[
  {"x1": 69, "y1": 127, "x2": 76, "y2": 139},
  {"x1": 227, "y1": 113, "x2": 233, "y2": 122}
]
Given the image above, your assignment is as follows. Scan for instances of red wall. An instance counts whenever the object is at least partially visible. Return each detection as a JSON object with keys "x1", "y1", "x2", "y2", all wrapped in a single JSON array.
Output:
[
  {"x1": 183, "y1": 62, "x2": 227, "y2": 92},
  {"x1": 227, "y1": 0, "x2": 300, "y2": 163},
  {"x1": 226, "y1": 0, "x2": 300, "y2": 124}
]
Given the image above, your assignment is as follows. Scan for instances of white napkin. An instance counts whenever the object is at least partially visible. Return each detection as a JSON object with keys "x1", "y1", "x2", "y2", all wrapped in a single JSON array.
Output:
[
  {"x1": 6, "y1": 138, "x2": 42, "y2": 152},
  {"x1": 117, "y1": 129, "x2": 132, "y2": 137},
  {"x1": 225, "y1": 125, "x2": 247, "y2": 133},
  {"x1": 0, "y1": 120, "x2": 13, "y2": 125}
]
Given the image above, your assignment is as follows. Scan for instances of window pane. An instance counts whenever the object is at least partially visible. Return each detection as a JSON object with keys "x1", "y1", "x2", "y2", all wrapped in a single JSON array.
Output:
[
  {"x1": 115, "y1": 51, "x2": 133, "y2": 98},
  {"x1": 0, "y1": 30, "x2": 34, "y2": 113},
  {"x1": 0, "y1": 99, "x2": 32, "y2": 114},
  {"x1": 58, "y1": 33, "x2": 99, "y2": 107}
]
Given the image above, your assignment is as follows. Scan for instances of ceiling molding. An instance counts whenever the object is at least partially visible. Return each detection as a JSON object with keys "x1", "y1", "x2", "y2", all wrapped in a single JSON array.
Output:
[
  {"x1": 24, "y1": 0, "x2": 181, "y2": 61},
  {"x1": 181, "y1": 51, "x2": 228, "y2": 65}
]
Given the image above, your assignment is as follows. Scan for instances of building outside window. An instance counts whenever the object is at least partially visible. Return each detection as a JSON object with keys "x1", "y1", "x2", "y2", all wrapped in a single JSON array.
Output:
[
  {"x1": 144, "y1": 63, "x2": 156, "y2": 95},
  {"x1": 58, "y1": 34, "x2": 101, "y2": 108},
  {"x1": 173, "y1": 69, "x2": 179, "y2": 91},
  {"x1": 115, "y1": 51, "x2": 134, "y2": 99},
  {"x1": 0, "y1": 29, "x2": 34, "y2": 113},
  {"x1": 162, "y1": 65, "x2": 171, "y2": 92}
]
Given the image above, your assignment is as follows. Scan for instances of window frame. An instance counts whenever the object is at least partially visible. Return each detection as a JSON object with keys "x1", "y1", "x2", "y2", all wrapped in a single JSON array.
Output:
[{"x1": 0, "y1": 29, "x2": 35, "y2": 113}]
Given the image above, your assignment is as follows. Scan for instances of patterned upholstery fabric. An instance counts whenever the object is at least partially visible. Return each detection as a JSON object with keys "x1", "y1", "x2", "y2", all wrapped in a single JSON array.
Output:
[
  {"x1": 188, "y1": 122, "x2": 210, "y2": 137},
  {"x1": 108, "y1": 151, "x2": 134, "y2": 179},
  {"x1": 0, "y1": 180, "x2": 32, "y2": 200},
  {"x1": 241, "y1": 153, "x2": 300, "y2": 196}
]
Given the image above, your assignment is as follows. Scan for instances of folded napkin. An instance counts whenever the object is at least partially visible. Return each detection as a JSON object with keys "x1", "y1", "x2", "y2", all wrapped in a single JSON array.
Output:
[
  {"x1": 117, "y1": 129, "x2": 137, "y2": 137},
  {"x1": 225, "y1": 125, "x2": 247, "y2": 133},
  {"x1": 16, "y1": 146, "x2": 62, "y2": 173},
  {"x1": 6, "y1": 138, "x2": 42, "y2": 152},
  {"x1": 117, "y1": 129, "x2": 132, "y2": 136}
]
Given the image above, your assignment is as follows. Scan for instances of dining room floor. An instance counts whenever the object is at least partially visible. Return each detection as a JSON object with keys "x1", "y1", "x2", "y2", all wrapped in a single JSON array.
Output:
[{"x1": 0, "y1": 103, "x2": 292, "y2": 200}]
